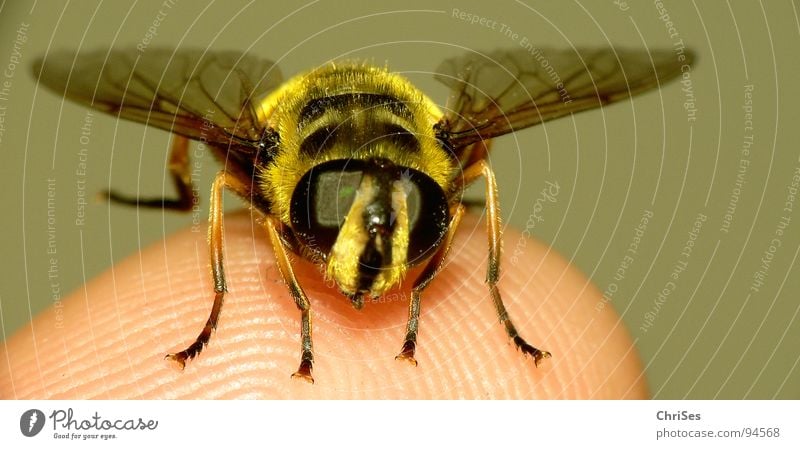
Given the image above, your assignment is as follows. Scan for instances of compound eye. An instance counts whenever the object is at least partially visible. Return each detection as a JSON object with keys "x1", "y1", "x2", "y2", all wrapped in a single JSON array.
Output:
[
  {"x1": 402, "y1": 169, "x2": 450, "y2": 265},
  {"x1": 290, "y1": 159, "x2": 367, "y2": 258}
]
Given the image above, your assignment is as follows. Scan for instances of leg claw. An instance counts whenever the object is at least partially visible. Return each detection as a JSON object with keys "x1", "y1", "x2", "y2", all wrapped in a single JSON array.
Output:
[
  {"x1": 395, "y1": 354, "x2": 418, "y2": 366},
  {"x1": 395, "y1": 341, "x2": 418, "y2": 366},
  {"x1": 531, "y1": 349, "x2": 552, "y2": 367},
  {"x1": 291, "y1": 360, "x2": 314, "y2": 384},
  {"x1": 514, "y1": 336, "x2": 551, "y2": 367},
  {"x1": 165, "y1": 352, "x2": 189, "y2": 370}
]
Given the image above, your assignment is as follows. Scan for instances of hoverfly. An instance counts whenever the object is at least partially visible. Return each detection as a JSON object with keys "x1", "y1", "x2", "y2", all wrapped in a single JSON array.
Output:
[{"x1": 34, "y1": 47, "x2": 692, "y2": 383}]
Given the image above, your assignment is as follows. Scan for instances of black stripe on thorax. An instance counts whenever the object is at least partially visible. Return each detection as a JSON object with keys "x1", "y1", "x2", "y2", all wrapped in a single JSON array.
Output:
[
  {"x1": 297, "y1": 93, "x2": 412, "y2": 128},
  {"x1": 299, "y1": 120, "x2": 420, "y2": 157}
]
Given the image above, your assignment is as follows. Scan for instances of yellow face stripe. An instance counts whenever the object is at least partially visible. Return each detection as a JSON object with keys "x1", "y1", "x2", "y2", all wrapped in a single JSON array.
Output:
[
  {"x1": 326, "y1": 174, "x2": 410, "y2": 297},
  {"x1": 326, "y1": 175, "x2": 374, "y2": 294}
]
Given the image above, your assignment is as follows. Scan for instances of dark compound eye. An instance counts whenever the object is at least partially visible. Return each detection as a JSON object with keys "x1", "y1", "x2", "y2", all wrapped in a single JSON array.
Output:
[
  {"x1": 290, "y1": 159, "x2": 449, "y2": 264},
  {"x1": 290, "y1": 159, "x2": 367, "y2": 258},
  {"x1": 400, "y1": 169, "x2": 449, "y2": 265}
]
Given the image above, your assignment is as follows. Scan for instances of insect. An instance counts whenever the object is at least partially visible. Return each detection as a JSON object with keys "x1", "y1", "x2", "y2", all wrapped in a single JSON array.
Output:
[{"x1": 34, "y1": 47, "x2": 692, "y2": 383}]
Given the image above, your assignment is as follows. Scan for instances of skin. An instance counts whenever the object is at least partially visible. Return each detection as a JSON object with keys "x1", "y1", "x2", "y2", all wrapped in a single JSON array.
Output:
[{"x1": 0, "y1": 211, "x2": 647, "y2": 399}]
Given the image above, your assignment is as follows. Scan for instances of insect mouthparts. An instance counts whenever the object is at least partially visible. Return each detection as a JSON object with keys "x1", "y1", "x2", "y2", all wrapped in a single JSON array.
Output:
[{"x1": 348, "y1": 292, "x2": 365, "y2": 310}]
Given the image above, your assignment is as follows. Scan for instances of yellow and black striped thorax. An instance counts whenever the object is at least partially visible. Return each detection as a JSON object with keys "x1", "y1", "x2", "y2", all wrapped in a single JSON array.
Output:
[{"x1": 258, "y1": 63, "x2": 455, "y2": 224}]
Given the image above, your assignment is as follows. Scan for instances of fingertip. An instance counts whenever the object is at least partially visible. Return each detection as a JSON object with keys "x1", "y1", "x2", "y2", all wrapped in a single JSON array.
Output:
[{"x1": 2, "y1": 211, "x2": 647, "y2": 399}]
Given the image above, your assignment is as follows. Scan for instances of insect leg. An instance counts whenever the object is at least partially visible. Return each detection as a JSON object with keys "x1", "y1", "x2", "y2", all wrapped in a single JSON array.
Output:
[
  {"x1": 453, "y1": 141, "x2": 493, "y2": 210},
  {"x1": 103, "y1": 135, "x2": 197, "y2": 211},
  {"x1": 165, "y1": 170, "x2": 244, "y2": 368},
  {"x1": 264, "y1": 217, "x2": 315, "y2": 383},
  {"x1": 464, "y1": 139, "x2": 491, "y2": 168},
  {"x1": 460, "y1": 160, "x2": 551, "y2": 367},
  {"x1": 396, "y1": 204, "x2": 465, "y2": 365}
]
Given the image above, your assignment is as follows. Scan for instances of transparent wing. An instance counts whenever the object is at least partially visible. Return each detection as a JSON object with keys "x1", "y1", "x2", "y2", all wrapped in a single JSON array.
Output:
[
  {"x1": 435, "y1": 47, "x2": 693, "y2": 150},
  {"x1": 33, "y1": 48, "x2": 283, "y2": 148}
]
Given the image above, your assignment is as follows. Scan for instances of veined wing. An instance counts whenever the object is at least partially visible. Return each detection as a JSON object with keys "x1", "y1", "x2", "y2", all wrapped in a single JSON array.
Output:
[
  {"x1": 435, "y1": 47, "x2": 693, "y2": 152},
  {"x1": 33, "y1": 48, "x2": 283, "y2": 150}
]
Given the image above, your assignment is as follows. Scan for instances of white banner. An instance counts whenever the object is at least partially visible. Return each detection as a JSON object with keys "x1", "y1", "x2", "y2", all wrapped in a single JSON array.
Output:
[{"x1": 1, "y1": 400, "x2": 797, "y2": 448}]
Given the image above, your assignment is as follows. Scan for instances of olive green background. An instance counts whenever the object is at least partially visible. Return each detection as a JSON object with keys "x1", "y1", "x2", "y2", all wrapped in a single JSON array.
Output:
[{"x1": 1, "y1": 0, "x2": 798, "y2": 399}]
